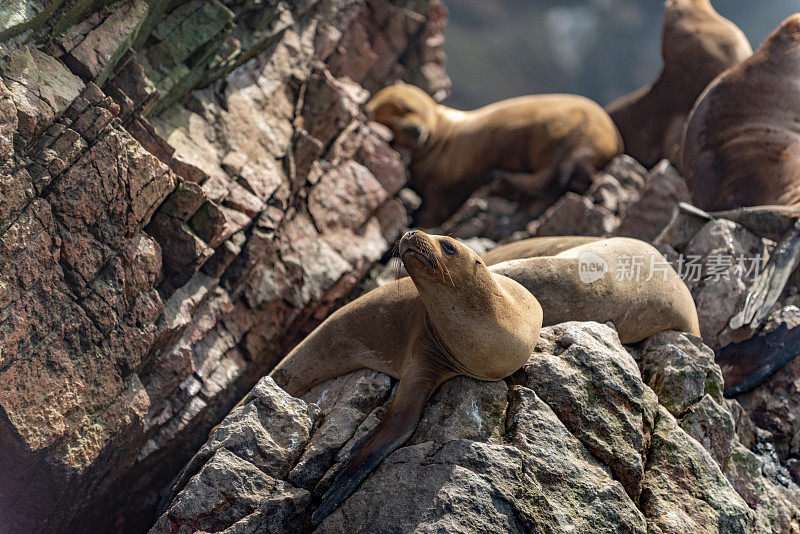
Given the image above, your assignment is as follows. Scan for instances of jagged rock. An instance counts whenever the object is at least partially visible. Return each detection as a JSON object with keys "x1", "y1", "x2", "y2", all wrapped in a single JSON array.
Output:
[
  {"x1": 58, "y1": 0, "x2": 149, "y2": 85},
  {"x1": 151, "y1": 448, "x2": 311, "y2": 534},
  {"x1": 532, "y1": 192, "x2": 619, "y2": 237},
  {"x1": 510, "y1": 322, "x2": 649, "y2": 501},
  {"x1": 640, "y1": 331, "x2": 724, "y2": 417},
  {"x1": 289, "y1": 370, "x2": 393, "y2": 490},
  {"x1": 616, "y1": 160, "x2": 692, "y2": 242},
  {"x1": 0, "y1": 45, "x2": 85, "y2": 139},
  {"x1": 681, "y1": 219, "x2": 766, "y2": 347},
  {"x1": 0, "y1": 0, "x2": 448, "y2": 532},
  {"x1": 155, "y1": 323, "x2": 777, "y2": 533},
  {"x1": 726, "y1": 399, "x2": 757, "y2": 450},
  {"x1": 737, "y1": 353, "x2": 800, "y2": 462},
  {"x1": 642, "y1": 406, "x2": 753, "y2": 534},
  {"x1": 725, "y1": 442, "x2": 800, "y2": 533},
  {"x1": 435, "y1": 154, "x2": 645, "y2": 242},
  {"x1": 679, "y1": 394, "x2": 736, "y2": 468},
  {"x1": 0, "y1": 78, "x2": 16, "y2": 159},
  {"x1": 640, "y1": 330, "x2": 800, "y2": 531}
]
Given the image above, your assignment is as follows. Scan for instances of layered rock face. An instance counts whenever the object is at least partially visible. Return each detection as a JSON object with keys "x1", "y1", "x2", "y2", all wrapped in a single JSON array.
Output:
[
  {"x1": 155, "y1": 323, "x2": 800, "y2": 532},
  {"x1": 0, "y1": 0, "x2": 447, "y2": 532},
  {"x1": 4, "y1": 0, "x2": 800, "y2": 532}
]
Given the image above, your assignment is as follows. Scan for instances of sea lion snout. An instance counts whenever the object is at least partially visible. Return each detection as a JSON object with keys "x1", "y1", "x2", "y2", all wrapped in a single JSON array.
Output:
[{"x1": 399, "y1": 230, "x2": 438, "y2": 273}]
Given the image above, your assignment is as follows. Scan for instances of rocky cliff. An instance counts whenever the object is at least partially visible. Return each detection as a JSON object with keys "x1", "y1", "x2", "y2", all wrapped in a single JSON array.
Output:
[
  {"x1": 2, "y1": 1, "x2": 800, "y2": 533},
  {"x1": 153, "y1": 324, "x2": 800, "y2": 533},
  {"x1": 0, "y1": 0, "x2": 446, "y2": 532}
]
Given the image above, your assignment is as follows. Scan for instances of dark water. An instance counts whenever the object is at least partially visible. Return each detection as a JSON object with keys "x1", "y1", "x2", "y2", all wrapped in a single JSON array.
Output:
[{"x1": 444, "y1": 0, "x2": 800, "y2": 109}]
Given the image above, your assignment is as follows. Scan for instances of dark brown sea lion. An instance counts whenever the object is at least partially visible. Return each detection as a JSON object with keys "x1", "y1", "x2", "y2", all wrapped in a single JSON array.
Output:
[
  {"x1": 682, "y1": 13, "x2": 800, "y2": 211},
  {"x1": 366, "y1": 83, "x2": 623, "y2": 226},
  {"x1": 267, "y1": 233, "x2": 699, "y2": 523},
  {"x1": 606, "y1": 0, "x2": 751, "y2": 168},
  {"x1": 679, "y1": 14, "x2": 800, "y2": 335}
]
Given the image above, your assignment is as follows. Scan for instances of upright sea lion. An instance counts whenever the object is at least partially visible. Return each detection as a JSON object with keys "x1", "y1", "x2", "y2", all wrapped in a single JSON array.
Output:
[
  {"x1": 275, "y1": 231, "x2": 543, "y2": 524},
  {"x1": 682, "y1": 13, "x2": 800, "y2": 211},
  {"x1": 268, "y1": 232, "x2": 699, "y2": 523},
  {"x1": 606, "y1": 0, "x2": 751, "y2": 168},
  {"x1": 366, "y1": 83, "x2": 623, "y2": 226},
  {"x1": 681, "y1": 14, "x2": 800, "y2": 332}
]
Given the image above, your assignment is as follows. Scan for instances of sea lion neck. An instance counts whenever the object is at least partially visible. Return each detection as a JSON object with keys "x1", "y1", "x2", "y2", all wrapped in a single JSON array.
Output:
[{"x1": 414, "y1": 104, "x2": 467, "y2": 156}]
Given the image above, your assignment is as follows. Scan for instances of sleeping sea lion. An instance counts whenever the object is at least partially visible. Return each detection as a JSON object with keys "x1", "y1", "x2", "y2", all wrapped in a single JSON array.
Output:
[
  {"x1": 366, "y1": 83, "x2": 623, "y2": 227},
  {"x1": 606, "y1": 0, "x2": 751, "y2": 168},
  {"x1": 268, "y1": 232, "x2": 699, "y2": 523}
]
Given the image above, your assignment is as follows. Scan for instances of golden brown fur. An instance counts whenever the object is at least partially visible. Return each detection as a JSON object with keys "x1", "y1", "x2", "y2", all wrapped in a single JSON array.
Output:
[
  {"x1": 606, "y1": 0, "x2": 751, "y2": 168},
  {"x1": 489, "y1": 237, "x2": 701, "y2": 342},
  {"x1": 682, "y1": 14, "x2": 800, "y2": 210},
  {"x1": 273, "y1": 231, "x2": 542, "y2": 524},
  {"x1": 366, "y1": 83, "x2": 623, "y2": 226},
  {"x1": 267, "y1": 232, "x2": 699, "y2": 523}
]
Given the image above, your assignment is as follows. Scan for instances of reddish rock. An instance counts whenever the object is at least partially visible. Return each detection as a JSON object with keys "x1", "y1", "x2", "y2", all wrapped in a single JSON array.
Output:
[
  {"x1": 0, "y1": 46, "x2": 85, "y2": 139},
  {"x1": 737, "y1": 355, "x2": 800, "y2": 461},
  {"x1": 0, "y1": 78, "x2": 17, "y2": 159},
  {"x1": 0, "y1": 1, "x2": 448, "y2": 532},
  {"x1": 60, "y1": 0, "x2": 149, "y2": 84}
]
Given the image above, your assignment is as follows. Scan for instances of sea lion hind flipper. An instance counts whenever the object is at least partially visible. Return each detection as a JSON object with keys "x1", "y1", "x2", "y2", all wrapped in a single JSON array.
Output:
[
  {"x1": 717, "y1": 323, "x2": 800, "y2": 396},
  {"x1": 311, "y1": 367, "x2": 449, "y2": 525},
  {"x1": 654, "y1": 202, "x2": 712, "y2": 247},
  {"x1": 729, "y1": 219, "x2": 800, "y2": 330}
]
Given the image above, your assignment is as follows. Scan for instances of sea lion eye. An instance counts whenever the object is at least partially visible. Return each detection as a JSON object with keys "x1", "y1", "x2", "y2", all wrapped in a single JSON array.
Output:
[{"x1": 441, "y1": 241, "x2": 457, "y2": 256}]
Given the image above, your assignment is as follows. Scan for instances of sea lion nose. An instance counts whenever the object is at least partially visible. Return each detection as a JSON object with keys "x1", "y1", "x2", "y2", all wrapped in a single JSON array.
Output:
[{"x1": 407, "y1": 230, "x2": 417, "y2": 237}]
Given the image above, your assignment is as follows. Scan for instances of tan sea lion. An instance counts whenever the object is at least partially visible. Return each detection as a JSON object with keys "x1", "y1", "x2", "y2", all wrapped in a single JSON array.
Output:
[
  {"x1": 268, "y1": 232, "x2": 699, "y2": 523},
  {"x1": 606, "y1": 0, "x2": 751, "y2": 168},
  {"x1": 277, "y1": 231, "x2": 544, "y2": 524},
  {"x1": 487, "y1": 237, "x2": 701, "y2": 342},
  {"x1": 366, "y1": 83, "x2": 623, "y2": 227},
  {"x1": 680, "y1": 14, "x2": 800, "y2": 332}
]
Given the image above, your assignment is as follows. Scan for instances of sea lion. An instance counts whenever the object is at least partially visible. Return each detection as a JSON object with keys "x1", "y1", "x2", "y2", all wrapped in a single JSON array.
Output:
[
  {"x1": 682, "y1": 13, "x2": 800, "y2": 211},
  {"x1": 267, "y1": 232, "x2": 699, "y2": 523},
  {"x1": 681, "y1": 14, "x2": 800, "y2": 331},
  {"x1": 487, "y1": 237, "x2": 701, "y2": 342},
  {"x1": 606, "y1": 0, "x2": 751, "y2": 168},
  {"x1": 366, "y1": 83, "x2": 623, "y2": 226},
  {"x1": 274, "y1": 231, "x2": 544, "y2": 524}
]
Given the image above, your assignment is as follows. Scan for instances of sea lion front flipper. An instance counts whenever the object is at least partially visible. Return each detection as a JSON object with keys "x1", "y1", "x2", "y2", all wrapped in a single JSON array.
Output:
[
  {"x1": 493, "y1": 168, "x2": 554, "y2": 196},
  {"x1": 730, "y1": 219, "x2": 800, "y2": 330},
  {"x1": 311, "y1": 365, "x2": 450, "y2": 525}
]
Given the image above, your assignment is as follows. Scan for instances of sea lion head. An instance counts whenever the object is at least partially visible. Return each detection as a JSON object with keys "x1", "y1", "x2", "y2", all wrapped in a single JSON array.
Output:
[
  {"x1": 763, "y1": 14, "x2": 800, "y2": 54},
  {"x1": 398, "y1": 230, "x2": 542, "y2": 380},
  {"x1": 365, "y1": 83, "x2": 437, "y2": 149},
  {"x1": 665, "y1": 0, "x2": 711, "y2": 10}
]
